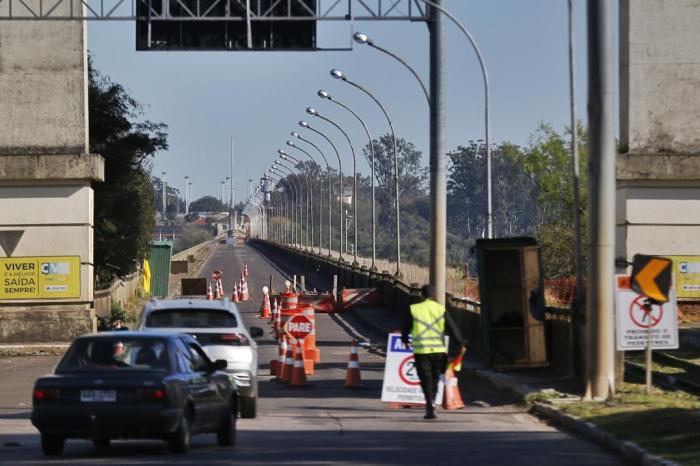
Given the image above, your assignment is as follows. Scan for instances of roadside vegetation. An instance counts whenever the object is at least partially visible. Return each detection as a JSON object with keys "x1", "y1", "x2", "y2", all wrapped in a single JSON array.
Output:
[
  {"x1": 89, "y1": 61, "x2": 169, "y2": 288},
  {"x1": 557, "y1": 383, "x2": 700, "y2": 466}
]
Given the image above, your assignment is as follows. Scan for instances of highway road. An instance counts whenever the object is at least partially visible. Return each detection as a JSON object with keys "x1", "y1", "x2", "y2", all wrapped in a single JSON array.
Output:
[{"x1": 0, "y1": 242, "x2": 626, "y2": 465}]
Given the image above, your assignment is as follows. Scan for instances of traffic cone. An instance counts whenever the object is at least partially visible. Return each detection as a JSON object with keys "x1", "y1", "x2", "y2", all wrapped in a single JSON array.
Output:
[
  {"x1": 273, "y1": 299, "x2": 281, "y2": 338},
  {"x1": 206, "y1": 283, "x2": 213, "y2": 301},
  {"x1": 259, "y1": 289, "x2": 271, "y2": 319},
  {"x1": 217, "y1": 280, "x2": 224, "y2": 300},
  {"x1": 344, "y1": 340, "x2": 363, "y2": 389},
  {"x1": 237, "y1": 281, "x2": 243, "y2": 301},
  {"x1": 270, "y1": 298, "x2": 278, "y2": 323},
  {"x1": 241, "y1": 279, "x2": 250, "y2": 301},
  {"x1": 289, "y1": 343, "x2": 310, "y2": 387},
  {"x1": 279, "y1": 339, "x2": 295, "y2": 383},
  {"x1": 213, "y1": 280, "x2": 220, "y2": 299},
  {"x1": 232, "y1": 282, "x2": 240, "y2": 302},
  {"x1": 273, "y1": 336, "x2": 288, "y2": 380},
  {"x1": 442, "y1": 368, "x2": 465, "y2": 410},
  {"x1": 270, "y1": 337, "x2": 285, "y2": 377},
  {"x1": 244, "y1": 264, "x2": 249, "y2": 278}
]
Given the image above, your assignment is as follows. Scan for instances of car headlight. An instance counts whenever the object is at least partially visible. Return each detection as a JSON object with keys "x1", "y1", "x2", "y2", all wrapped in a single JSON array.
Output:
[{"x1": 227, "y1": 372, "x2": 251, "y2": 387}]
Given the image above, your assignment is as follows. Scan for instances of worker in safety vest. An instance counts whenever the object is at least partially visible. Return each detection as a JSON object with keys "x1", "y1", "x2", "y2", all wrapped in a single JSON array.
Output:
[{"x1": 402, "y1": 284, "x2": 465, "y2": 419}]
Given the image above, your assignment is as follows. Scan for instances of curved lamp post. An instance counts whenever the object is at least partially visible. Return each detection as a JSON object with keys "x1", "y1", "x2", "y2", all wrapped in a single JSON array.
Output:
[
  {"x1": 291, "y1": 131, "x2": 333, "y2": 257},
  {"x1": 277, "y1": 154, "x2": 312, "y2": 250},
  {"x1": 306, "y1": 107, "x2": 359, "y2": 266},
  {"x1": 283, "y1": 145, "x2": 323, "y2": 255},
  {"x1": 299, "y1": 120, "x2": 345, "y2": 262},
  {"x1": 318, "y1": 89, "x2": 377, "y2": 271},
  {"x1": 330, "y1": 68, "x2": 401, "y2": 277},
  {"x1": 272, "y1": 163, "x2": 302, "y2": 248},
  {"x1": 353, "y1": 32, "x2": 430, "y2": 105},
  {"x1": 268, "y1": 171, "x2": 293, "y2": 246}
]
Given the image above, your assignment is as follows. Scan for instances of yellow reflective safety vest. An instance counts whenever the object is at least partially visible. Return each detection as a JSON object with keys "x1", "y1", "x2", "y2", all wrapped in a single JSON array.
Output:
[{"x1": 409, "y1": 299, "x2": 446, "y2": 354}]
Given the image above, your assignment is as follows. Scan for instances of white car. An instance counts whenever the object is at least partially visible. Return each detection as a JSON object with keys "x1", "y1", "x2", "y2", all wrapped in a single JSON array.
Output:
[{"x1": 136, "y1": 298, "x2": 262, "y2": 418}]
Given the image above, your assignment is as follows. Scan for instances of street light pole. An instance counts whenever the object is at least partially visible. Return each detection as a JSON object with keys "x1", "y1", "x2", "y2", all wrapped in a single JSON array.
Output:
[
  {"x1": 184, "y1": 176, "x2": 189, "y2": 215},
  {"x1": 353, "y1": 32, "x2": 430, "y2": 106},
  {"x1": 331, "y1": 69, "x2": 401, "y2": 277},
  {"x1": 291, "y1": 132, "x2": 333, "y2": 256},
  {"x1": 300, "y1": 120, "x2": 344, "y2": 262},
  {"x1": 272, "y1": 165, "x2": 301, "y2": 248},
  {"x1": 161, "y1": 171, "x2": 167, "y2": 222},
  {"x1": 282, "y1": 148, "x2": 320, "y2": 254},
  {"x1": 307, "y1": 107, "x2": 359, "y2": 266},
  {"x1": 317, "y1": 90, "x2": 377, "y2": 270},
  {"x1": 277, "y1": 155, "x2": 311, "y2": 250}
]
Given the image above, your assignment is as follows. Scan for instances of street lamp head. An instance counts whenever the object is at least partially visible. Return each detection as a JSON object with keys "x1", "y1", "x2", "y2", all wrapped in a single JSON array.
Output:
[
  {"x1": 291, "y1": 131, "x2": 300, "y2": 138},
  {"x1": 353, "y1": 32, "x2": 371, "y2": 45},
  {"x1": 330, "y1": 69, "x2": 346, "y2": 80},
  {"x1": 299, "y1": 120, "x2": 308, "y2": 128},
  {"x1": 274, "y1": 160, "x2": 280, "y2": 165},
  {"x1": 317, "y1": 89, "x2": 331, "y2": 100},
  {"x1": 306, "y1": 107, "x2": 317, "y2": 116},
  {"x1": 286, "y1": 140, "x2": 295, "y2": 147},
  {"x1": 277, "y1": 149, "x2": 286, "y2": 156}
]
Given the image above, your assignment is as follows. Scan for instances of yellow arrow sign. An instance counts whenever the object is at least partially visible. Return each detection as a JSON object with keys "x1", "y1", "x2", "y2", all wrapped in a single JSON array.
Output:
[{"x1": 634, "y1": 257, "x2": 671, "y2": 302}]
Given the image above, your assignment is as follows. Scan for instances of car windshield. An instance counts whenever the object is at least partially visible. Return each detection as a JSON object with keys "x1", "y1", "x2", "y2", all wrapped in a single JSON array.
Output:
[
  {"x1": 58, "y1": 337, "x2": 170, "y2": 372},
  {"x1": 146, "y1": 309, "x2": 237, "y2": 328}
]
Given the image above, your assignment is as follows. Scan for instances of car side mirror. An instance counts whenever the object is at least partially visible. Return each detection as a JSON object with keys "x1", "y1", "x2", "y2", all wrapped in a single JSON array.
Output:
[
  {"x1": 212, "y1": 359, "x2": 227, "y2": 371},
  {"x1": 250, "y1": 326, "x2": 264, "y2": 339}
]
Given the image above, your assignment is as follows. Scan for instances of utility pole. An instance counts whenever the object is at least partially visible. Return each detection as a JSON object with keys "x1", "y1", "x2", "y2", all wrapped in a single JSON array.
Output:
[
  {"x1": 585, "y1": 0, "x2": 616, "y2": 400},
  {"x1": 184, "y1": 176, "x2": 189, "y2": 215},
  {"x1": 230, "y1": 137, "x2": 235, "y2": 230},
  {"x1": 161, "y1": 171, "x2": 167, "y2": 223},
  {"x1": 428, "y1": 0, "x2": 447, "y2": 304}
]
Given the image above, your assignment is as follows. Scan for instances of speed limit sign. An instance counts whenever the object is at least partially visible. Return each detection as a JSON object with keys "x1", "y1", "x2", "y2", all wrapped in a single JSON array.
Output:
[{"x1": 380, "y1": 333, "x2": 445, "y2": 405}]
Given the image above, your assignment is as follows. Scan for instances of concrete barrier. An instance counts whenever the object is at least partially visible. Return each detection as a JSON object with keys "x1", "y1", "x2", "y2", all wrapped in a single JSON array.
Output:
[{"x1": 94, "y1": 273, "x2": 142, "y2": 319}]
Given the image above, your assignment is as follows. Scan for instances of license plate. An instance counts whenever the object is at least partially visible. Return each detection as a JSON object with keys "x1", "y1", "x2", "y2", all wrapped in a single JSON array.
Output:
[{"x1": 80, "y1": 390, "x2": 117, "y2": 402}]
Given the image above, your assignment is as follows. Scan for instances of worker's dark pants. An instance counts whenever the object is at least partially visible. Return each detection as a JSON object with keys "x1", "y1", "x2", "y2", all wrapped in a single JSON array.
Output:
[{"x1": 414, "y1": 353, "x2": 447, "y2": 408}]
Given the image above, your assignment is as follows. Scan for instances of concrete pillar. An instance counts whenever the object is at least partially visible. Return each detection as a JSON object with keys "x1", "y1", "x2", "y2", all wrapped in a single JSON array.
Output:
[
  {"x1": 0, "y1": 6, "x2": 104, "y2": 342},
  {"x1": 617, "y1": 0, "x2": 700, "y2": 268}
]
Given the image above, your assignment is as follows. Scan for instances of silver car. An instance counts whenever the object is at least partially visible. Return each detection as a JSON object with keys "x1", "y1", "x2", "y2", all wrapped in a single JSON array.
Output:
[{"x1": 136, "y1": 298, "x2": 262, "y2": 418}]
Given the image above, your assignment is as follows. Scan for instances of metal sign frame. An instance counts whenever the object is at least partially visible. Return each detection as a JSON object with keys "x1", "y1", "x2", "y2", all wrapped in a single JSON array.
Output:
[{"x1": 0, "y1": 0, "x2": 428, "y2": 21}]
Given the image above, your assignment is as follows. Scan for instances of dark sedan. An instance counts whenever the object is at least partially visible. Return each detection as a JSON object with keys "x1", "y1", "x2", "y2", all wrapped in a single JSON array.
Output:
[{"x1": 31, "y1": 331, "x2": 237, "y2": 455}]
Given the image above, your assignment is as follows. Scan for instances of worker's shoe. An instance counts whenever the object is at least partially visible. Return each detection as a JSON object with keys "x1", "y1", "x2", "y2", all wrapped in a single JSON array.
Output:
[{"x1": 423, "y1": 405, "x2": 437, "y2": 420}]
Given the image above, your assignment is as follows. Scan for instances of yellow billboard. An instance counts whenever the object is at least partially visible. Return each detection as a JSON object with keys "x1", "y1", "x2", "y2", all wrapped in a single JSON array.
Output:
[
  {"x1": 668, "y1": 256, "x2": 700, "y2": 300},
  {"x1": 0, "y1": 256, "x2": 81, "y2": 300}
]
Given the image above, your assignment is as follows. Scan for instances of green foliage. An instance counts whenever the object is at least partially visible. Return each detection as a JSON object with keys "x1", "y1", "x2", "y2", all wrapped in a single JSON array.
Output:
[
  {"x1": 90, "y1": 62, "x2": 168, "y2": 287},
  {"x1": 173, "y1": 227, "x2": 213, "y2": 254},
  {"x1": 189, "y1": 195, "x2": 226, "y2": 213}
]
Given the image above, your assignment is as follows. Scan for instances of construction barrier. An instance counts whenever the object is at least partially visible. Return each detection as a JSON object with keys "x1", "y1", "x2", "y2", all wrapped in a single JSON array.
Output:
[
  {"x1": 280, "y1": 292, "x2": 300, "y2": 316},
  {"x1": 340, "y1": 287, "x2": 381, "y2": 310},
  {"x1": 301, "y1": 304, "x2": 320, "y2": 364},
  {"x1": 299, "y1": 291, "x2": 338, "y2": 313}
]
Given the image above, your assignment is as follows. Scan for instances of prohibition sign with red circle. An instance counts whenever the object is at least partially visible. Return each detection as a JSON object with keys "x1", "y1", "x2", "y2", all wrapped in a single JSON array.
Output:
[
  {"x1": 398, "y1": 355, "x2": 421, "y2": 386},
  {"x1": 629, "y1": 295, "x2": 664, "y2": 328}
]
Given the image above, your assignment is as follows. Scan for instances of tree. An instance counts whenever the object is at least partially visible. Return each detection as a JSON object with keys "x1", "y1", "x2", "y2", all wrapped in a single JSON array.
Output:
[
  {"x1": 90, "y1": 61, "x2": 168, "y2": 286},
  {"x1": 189, "y1": 196, "x2": 226, "y2": 213},
  {"x1": 517, "y1": 122, "x2": 589, "y2": 277}
]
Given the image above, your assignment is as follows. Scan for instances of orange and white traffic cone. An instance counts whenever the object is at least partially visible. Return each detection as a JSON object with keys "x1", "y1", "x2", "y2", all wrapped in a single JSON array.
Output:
[
  {"x1": 270, "y1": 297, "x2": 278, "y2": 323},
  {"x1": 270, "y1": 336, "x2": 285, "y2": 377},
  {"x1": 344, "y1": 340, "x2": 362, "y2": 389},
  {"x1": 273, "y1": 336, "x2": 288, "y2": 380},
  {"x1": 213, "y1": 279, "x2": 220, "y2": 299},
  {"x1": 218, "y1": 280, "x2": 225, "y2": 299},
  {"x1": 302, "y1": 305, "x2": 320, "y2": 364},
  {"x1": 273, "y1": 299, "x2": 281, "y2": 338},
  {"x1": 280, "y1": 339, "x2": 295, "y2": 383},
  {"x1": 206, "y1": 283, "x2": 213, "y2": 301},
  {"x1": 240, "y1": 279, "x2": 250, "y2": 301},
  {"x1": 244, "y1": 264, "x2": 249, "y2": 278},
  {"x1": 259, "y1": 286, "x2": 271, "y2": 319},
  {"x1": 442, "y1": 368, "x2": 465, "y2": 410},
  {"x1": 232, "y1": 282, "x2": 240, "y2": 302},
  {"x1": 237, "y1": 281, "x2": 243, "y2": 301},
  {"x1": 289, "y1": 343, "x2": 310, "y2": 388}
]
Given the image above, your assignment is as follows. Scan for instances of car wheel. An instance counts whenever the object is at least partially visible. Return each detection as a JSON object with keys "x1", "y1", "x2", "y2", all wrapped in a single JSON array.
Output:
[
  {"x1": 168, "y1": 411, "x2": 191, "y2": 454},
  {"x1": 217, "y1": 399, "x2": 237, "y2": 447},
  {"x1": 40, "y1": 434, "x2": 65, "y2": 456},
  {"x1": 240, "y1": 395, "x2": 257, "y2": 419},
  {"x1": 93, "y1": 436, "x2": 111, "y2": 450}
]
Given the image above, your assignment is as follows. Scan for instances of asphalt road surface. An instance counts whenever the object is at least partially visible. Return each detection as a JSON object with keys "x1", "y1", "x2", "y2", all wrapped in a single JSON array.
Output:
[{"x1": 0, "y1": 242, "x2": 627, "y2": 465}]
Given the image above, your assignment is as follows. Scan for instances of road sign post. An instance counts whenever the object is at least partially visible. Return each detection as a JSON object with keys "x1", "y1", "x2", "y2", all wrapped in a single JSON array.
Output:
[{"x1": 616, "y1": 272, "x2": 678, "y2": 395}]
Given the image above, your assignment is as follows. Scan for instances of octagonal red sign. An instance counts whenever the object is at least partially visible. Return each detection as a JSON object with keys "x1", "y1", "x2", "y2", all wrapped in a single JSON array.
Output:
[{"x1": 284, "y1": 315, "x2": 313, "y2": 340}]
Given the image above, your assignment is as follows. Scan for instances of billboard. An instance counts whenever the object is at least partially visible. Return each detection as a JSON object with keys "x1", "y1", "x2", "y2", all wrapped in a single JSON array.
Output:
[
  {"x1": 136, "y1": 0, "x2": 317, "y2": 51},
  {"x1": 0, "y1": 256, "x2": 81, "y2": 300},
  {"x1": 668, "y1": 255, "x2": 700, "y2": 300}
]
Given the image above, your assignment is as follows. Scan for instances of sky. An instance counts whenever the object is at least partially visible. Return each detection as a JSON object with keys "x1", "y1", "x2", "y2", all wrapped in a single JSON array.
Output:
[{"x1": 87, "y1": 0, "x2": 607, "y2": 203}]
